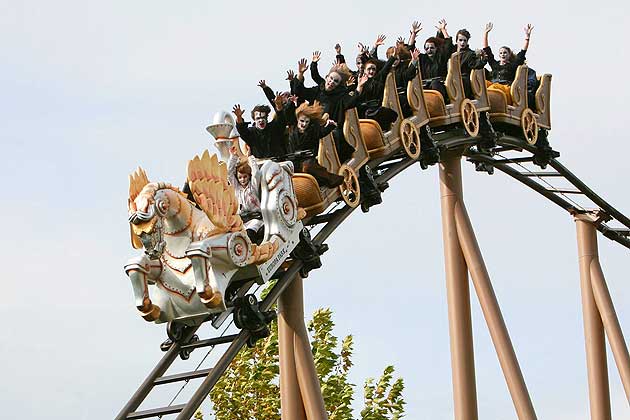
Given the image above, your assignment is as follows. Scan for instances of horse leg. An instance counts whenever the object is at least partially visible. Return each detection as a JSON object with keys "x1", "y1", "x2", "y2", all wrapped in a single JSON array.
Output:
[
  {"x1": 124, "y1": 254, "x2": 162, "y2": 322},
  {"x1": 186, "y1": 239, "x2": 225, "y2": 310}
]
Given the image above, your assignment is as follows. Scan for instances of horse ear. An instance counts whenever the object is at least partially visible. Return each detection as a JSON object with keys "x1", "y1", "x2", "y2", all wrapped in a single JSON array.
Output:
[{"x1": 130, "y1": 225, "x2": 143, "y2": 249}]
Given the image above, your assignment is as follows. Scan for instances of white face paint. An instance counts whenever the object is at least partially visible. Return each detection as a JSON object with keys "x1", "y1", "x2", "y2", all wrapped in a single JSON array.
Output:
[
  {"x1": 456, "y1": 34, "x2": 469, "y2": 50},
  {"x1": 253, "y1": 111, "x2": 268, "y2": 129},
  {"x1": 424, "y1": 42, "x2": 437, "y2": 57},
  {"x1": 498, "y1": 47, "x2": 510, "y2": 64},
  {"x1": 325, "y1": 72, "x2": 342, "y2": 91},
  {"x1": 365, "y1": 64, "x2": 377, "y2": 79},
  {"x1": 297, "y1": 115, "x2": 311, "y2": 133}
]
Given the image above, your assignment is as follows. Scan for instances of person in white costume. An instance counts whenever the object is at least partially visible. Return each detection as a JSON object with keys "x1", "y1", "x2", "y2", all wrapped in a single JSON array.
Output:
[{"x1": 227, "y1": 146, "x2": 264, "y2": 244}]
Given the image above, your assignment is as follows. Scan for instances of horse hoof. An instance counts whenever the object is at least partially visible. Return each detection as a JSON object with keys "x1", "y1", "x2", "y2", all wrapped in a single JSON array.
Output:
[{"x1": 141, "y1": 303, "x2": 161, "y2": 322}]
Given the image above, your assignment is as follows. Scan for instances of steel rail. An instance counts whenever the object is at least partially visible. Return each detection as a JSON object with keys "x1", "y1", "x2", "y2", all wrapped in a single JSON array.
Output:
[
  {"x1": 497, "y1": 137, "x2": 630, "y2": 231},
  {"x1": 469, "y1": 147, "x2": 630, "y2": 250}
]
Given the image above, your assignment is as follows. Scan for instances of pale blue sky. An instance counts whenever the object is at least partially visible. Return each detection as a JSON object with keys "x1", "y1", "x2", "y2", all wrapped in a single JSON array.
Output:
[{"x1": 1, "y1": 1, "x2": 629, "y2": 419}]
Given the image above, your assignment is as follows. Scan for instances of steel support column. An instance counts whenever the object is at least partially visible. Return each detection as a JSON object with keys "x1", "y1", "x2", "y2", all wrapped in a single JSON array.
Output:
[
  {"x1": 576, "y1": 216, "x2": 612, "y2": 419},
  {"x1": 576, "y1": 215, "x2": 630, "y2": 412},
  {"x1": 451, "y1": 177, "x2": 537, "y2": 419},
  {"x1": 440, "y1": 153, "x2": 537, "y2": 419},
  {"x1": 278, "y1": 274, "x2": 328, "y2": 420},
  {"x1": 439, "y1": 154, "x2": 478, "y2": 420}
]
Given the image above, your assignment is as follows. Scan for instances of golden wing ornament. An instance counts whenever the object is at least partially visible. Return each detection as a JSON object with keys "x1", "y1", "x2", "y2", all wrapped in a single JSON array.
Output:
[
  {"x1": 187, "y1": 150, "x2": 243, "y2": 233},
  {"x1": 128, "y1": 167, "x2": 150, "y2": 249}
]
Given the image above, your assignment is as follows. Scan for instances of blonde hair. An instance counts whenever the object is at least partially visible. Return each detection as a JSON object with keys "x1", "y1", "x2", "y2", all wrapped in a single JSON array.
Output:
[
  {"x1": 328, "y1": 64, "x2": 352, "y2": 83},
  {"x1": 295, "y1": 101, "x2": 326, "y2": 125}
]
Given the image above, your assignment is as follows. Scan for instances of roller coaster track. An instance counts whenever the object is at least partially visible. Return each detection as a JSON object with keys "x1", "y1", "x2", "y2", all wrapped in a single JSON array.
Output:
[{"x1": 116, "y1": 132, "x2": 629, "y2": 419}]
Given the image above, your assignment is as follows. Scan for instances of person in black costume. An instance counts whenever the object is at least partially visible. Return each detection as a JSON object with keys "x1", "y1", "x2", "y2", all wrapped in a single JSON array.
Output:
[
  {"x1": 439, "y1": 21, "x2": 497, "y2": 149},
  {"x1": 232, "y1": 103, "x2": 289, "y2": 159},
  {"x1": 288, "y1": 100, "x2": 344, "y2": 188},
  {"x1": 482, "y1": 23, "x2": 532, "y2": 89},
  {"x1": 452, "y1": 29, "x2": 487, "y2": 99},
  {"x1": 414, "y1": 19, "x2": 452, "y2": 102},
  {"x1": 292, "y1": 61, "x2": 367, "y2": 162},
  {"x1": 390, "y1": 43, "x2": 421, "y2": 118},
  {"x1": 357, "y1": 57, "x2": 398, "y2": 131}
]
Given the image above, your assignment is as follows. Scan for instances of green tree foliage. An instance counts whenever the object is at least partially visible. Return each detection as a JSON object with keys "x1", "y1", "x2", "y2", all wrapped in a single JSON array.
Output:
[{"x1": 208, "y1": 307, "x2": 405, "y2": 419}]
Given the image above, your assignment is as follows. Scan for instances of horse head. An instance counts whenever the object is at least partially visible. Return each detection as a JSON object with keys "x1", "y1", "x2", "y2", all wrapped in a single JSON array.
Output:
[{"x1": 128, "y1": 169, "x2": 185, "y2": 260}]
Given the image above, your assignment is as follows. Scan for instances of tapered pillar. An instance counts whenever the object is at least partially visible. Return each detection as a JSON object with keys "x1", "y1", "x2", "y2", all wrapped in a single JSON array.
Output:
[
  {"x1": 439, "y1": 154, "x2": 478, "y2": 420},
  {"x1": 453, "y1": 181, "x2": 537, "y2": 419},
  {"x1": 575, "y1": 216, "x2": 612, "y2": 419},
  {"x1": 278, "y1": 275, "x2": 328, "y2": 420},
  {"x1": 576, "y1": 215, "x2": 629, "y2": 417}
]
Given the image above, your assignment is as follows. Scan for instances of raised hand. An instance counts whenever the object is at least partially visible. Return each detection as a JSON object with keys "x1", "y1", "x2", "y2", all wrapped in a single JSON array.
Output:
[
  {"x1": 524, "y1": 24, "x2": 534, "y2": 37},
  {"x1": 436, "y1": 19, "x2": 447, "y2": 32},
  {"x1": 288, "y1": 94, "x2": 298, "y2": 105},
  {"x1": 410, "y1": 20, "x2": 422, "y2": 35},
  {"x1": 297, "y1": 58, "x2": 308, "y2": 74},
  {"x1": 286, "y1": 69, "x2": 295, "y2": 81},
  {"x1": 232, "y1": 104, "x2": 245, "y2": 122},
  {"x1": 334, "y1": 43, "x2": 342, "y2": 54},
  {"x1": 397, "y1": 36, "x2": 405, "y2": 45},
  {"x1": 358, "y1": 73, "x2": 369, "y2": 88},
  {"x1": 411, "y1": 48, "x2": 420, "y2": 61},
  {"x1": 312, "y1": 50, "x2": 321, "y2": 63},
  {"x1": 374, "y1": 34, "x2": 386, "y2": 47},
  {"x1": 346, "y1": 74, "x2": 356, "y2": 87},
  {"x1": 357, "y1": 42, "x2": 368, "y2": 54},
  {"x1": 257, "y1": 79, "x2": 267, "y2": 88},
  {"x1": 485, "y1": 22, "x2": 493, "y2": 33}
]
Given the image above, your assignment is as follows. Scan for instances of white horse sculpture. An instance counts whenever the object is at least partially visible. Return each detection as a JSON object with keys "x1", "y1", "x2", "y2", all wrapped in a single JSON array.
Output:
[{"x1": 125, "y1": 150, "x2": 302, "y2": 324}]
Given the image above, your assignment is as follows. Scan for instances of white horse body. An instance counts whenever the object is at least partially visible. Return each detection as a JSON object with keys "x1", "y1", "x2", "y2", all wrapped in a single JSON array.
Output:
[{"x1": 125, "y1": 148, "x2": 303, "y2": 325}]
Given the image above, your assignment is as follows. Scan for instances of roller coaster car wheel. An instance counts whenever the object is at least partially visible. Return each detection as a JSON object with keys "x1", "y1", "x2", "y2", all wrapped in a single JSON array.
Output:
[
  {"x1": 179, "y1": 334, "x2": 199, "y2": 360},
  {"x1": 460, "y1": 99, "x2": 480, "y2": 138},
  {"x1": 338, "y1": 164, "x2": 360, "y2": 208},
  {"x1": 521, "y1": 109, "x2": 539, "y2": 145},
  {"x1": 166, "y1": 321, "x2": 186, "y2": 343},
  {"x1": 399, "y1": 120, "x2": 421, "y2": 160}
]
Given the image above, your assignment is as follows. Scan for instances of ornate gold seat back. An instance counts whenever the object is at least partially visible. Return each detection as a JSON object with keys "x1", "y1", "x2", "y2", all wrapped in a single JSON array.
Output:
[
  {"x1": 407, "y1": 72, "x2": 430, "y2": 124},
  {"x1": 471, "y1": 69, "x2": 490, "y2": 111},
  {"x1": 536, "y1": 74, "x2": 552, "y2": 129},
  {"x1": 510, "y1": 65, "x2": 528, "y2": 112},
  {"x1": 317, "y1": 133, "x2": 342, "y2": 175},
  {"x1": 381, "y1": 71, "x2": 404, "y2": 136},
  {"x1": 343, "y1": 108, "x2": 369, "y2": 169},
  {"x1": 445, "y1": 52, "x2": 464, "y2": 111}
]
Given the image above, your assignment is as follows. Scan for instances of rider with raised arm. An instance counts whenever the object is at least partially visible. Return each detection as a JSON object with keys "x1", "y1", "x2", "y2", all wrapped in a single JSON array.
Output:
[
  {"x1": 415, "y1": 19, "x2": 452, "y2": 101},
  {"x1": 288, "y1": 100, "x2": 345, "y2": 187},
  {"x1": 357, "y1": 55, "x2": 399, "y2": 131},
  {"x1": 292, "y1": 59, "x2": 368, "y2": 162},
  {"x1": 227, "y1": 146, "x2": 264, "y2": 244},
  {"x1": 332, "y1": 43, "x2": 365, "y2": 79},
  {"x1": 454, "y1": 28, "x2": 487, "y2": 98},
  {"x1": 482, "y1": 23, "x2": 533, "y2": 99},
  {"x1": 232, "y1": 103, "x2": 289, "y2": 159}
]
